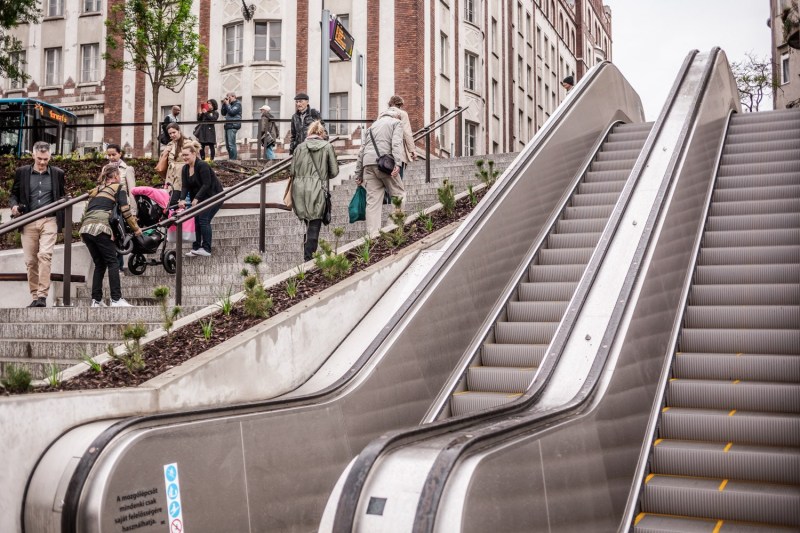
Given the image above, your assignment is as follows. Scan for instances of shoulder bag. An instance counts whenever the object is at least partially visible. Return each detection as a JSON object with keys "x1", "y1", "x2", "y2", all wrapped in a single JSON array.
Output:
[
  {"x1": 154, "y1": 149, "x2": 169, "y2": 179},
  {"x1": 369, "y1": 129, "x2": 396, "y2": 175},
  {"x1": 308, "y1": 150, "x2": 332, "y2": 225}
]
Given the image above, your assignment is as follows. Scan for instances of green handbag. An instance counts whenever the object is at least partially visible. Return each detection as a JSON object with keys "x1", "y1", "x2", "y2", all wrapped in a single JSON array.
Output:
[{"x1": 349, "y1": 186, "x2": 367, "y2": 223}]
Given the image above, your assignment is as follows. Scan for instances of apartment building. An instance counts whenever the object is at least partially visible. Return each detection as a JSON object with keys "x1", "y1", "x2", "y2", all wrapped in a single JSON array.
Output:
[
  {"x1": 770, "y1": 0, "x2": 800, "y2": 109},
  {"x1": 1, "y1": 0, "x2": 612, "y2": 157}
]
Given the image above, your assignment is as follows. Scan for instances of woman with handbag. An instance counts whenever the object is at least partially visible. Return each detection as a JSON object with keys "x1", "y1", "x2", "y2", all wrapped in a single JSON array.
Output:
[
  {"x1": 195, "y1": 99, "x2": 219, "y2": 161},
  {"x1": 161, "y1": 122, "x2": 194, "y2": 205},
  {"x1": 178, "y1": 143, "x2": 223, "y2": 257},
  {"x1": 289, "y1": 121, "x2": 339, "y2": 261},
  {"x1": 80, "y1": 163, "x2": 142, "y2": 307},
  {"x1": 258, "y1": 105, "x2": 279, "y2": 160}
]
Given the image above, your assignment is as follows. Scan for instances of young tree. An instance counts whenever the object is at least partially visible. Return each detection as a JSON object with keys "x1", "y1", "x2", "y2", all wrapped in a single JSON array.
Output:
[
  {"x1": 0, "y1": 0, "x2": 40, "y2": 84},
  {"x1": 104, "y1": 0, "x2": 206, "y2": 156},
  {"x1": 731, "y1": 52, "x2": 772, "y2": 113}
]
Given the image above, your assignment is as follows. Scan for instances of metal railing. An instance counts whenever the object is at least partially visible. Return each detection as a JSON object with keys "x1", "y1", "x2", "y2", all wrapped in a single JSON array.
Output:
[{"x1": 0, "y1": 107, "x2": 468, "y2": 307}]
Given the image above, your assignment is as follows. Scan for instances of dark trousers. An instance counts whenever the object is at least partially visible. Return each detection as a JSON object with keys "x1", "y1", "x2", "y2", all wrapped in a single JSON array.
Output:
[
  {"x1": 200, "y1": 143, "x2": 215, "y2": 160},
  {"x1": 194, "y1": 203, "x2": 221, "y2": 252},
  {"x1": 304, "y1": 219, "x2": 323, "y2": 261},
  {"x1": 83, "y1": 232, "x2": 122, "y2": 301}
]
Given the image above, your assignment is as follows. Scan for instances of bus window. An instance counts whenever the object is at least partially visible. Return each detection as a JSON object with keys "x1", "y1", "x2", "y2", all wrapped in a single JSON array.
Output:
[{"x1": 0, "y1": 111, "x2": 20, "y2": 156}]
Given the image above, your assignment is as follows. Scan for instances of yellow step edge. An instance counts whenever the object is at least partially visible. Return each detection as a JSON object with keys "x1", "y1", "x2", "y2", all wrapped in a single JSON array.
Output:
[
  {"x1": 732, "y1": 379, "x2": 741, "y2": 385},
  {"x1": 728, "y1": 409, "x2": 737, "y2": 416},
  {"x1": 644, "y1": 473, "x2": 655, "y2": 484},
  {"x1": 723, "y1": 442, "x2": 733, "y2": 453},
  {"x1": 653, "y1": 438, "x2": 663, "y2": 447},
  {"x1": 712, "y1": 520, "x2": 724, "y2": 533},
  {"x1": 634, "y1": 512, "x2": 646, "y2": 525},
  {"x1": 662, "y1": 407, "x2": 670, "y2": 413},
  {"x1": 718, "y1": 479, "x2": 729, "y2": 492}
]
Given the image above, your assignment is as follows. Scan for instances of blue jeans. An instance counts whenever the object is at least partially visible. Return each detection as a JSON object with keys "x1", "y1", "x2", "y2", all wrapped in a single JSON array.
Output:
[
  {"x1": 265, "y1": 144, "x2": 275, "y2": 160},
  {"x1": 194, "y1": 203, "x2": 221, "y2": 253},
  {"x1": 225, "y1": 128, "x2": 238, "y2": 160}
]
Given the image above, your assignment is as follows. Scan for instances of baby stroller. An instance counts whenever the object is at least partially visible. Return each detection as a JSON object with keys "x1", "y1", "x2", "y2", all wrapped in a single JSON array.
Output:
[{"x1": 111, "y1": 188, "x2": 177, "y2": 275}]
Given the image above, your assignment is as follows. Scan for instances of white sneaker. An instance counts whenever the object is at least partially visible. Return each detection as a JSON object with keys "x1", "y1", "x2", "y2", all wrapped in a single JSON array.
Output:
[
  {"x1": 185, "y1": 249, "x2": 197, "y2": 257},
  {"x1": 91, "y1": 300, "x2": 107, "y2": 307},
  {"x1": 193, "y1": 249, "x2": 211, "y2": 257},
  {"x1": 110, "y1": 298, "x2": 133, "y2": 307}
]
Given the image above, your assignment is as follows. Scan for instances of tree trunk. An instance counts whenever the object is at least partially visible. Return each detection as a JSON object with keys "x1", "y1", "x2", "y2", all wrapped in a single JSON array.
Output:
[{"x1": 151, "y1": 85, "x2": 161, "y2": 159}]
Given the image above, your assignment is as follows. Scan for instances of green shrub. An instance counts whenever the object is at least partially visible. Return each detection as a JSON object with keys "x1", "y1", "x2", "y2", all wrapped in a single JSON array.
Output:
[
  {"x1": 111, "y1": 322, "x2": 148, "y2": 373},
  {"x1": 200, "y1": 318, "x2": 214, "y2": 340},
  {"x1": 475, "y1": 159, "x2": 499, "y2": 187},
  {"x1": 438, "y1": 179, "x2": 456, "y2": 217},
  {"x1": 1, "y1": 364, "x2": 32, "y2": 393},
  {"x1": 153, "y1": 286, "x2": 181, "y2": 334},
  {"x1": 313, "y1": 239, "x2": 351, "y2": 280}
]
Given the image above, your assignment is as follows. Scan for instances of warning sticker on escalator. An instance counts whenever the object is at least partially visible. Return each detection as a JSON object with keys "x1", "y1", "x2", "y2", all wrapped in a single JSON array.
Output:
[{"x1": 164, "y1": 463, "x2": 184, "y2": 532}]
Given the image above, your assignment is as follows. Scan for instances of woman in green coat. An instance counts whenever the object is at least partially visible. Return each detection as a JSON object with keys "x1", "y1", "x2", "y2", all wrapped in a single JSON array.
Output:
[{"x1": 291, "y1": 121, "x2": 339, "y2": 260}]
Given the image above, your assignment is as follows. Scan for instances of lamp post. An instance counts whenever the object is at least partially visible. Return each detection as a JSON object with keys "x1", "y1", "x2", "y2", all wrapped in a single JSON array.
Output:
[{"x1": 320, "y1": 4, "x2": 331, "y2": 122}]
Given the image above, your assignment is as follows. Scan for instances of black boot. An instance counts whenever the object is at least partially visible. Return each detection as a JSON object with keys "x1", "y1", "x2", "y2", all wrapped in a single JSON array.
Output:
[{"x1": 303, "y1": 219, "x2": 322, "y2": 261}]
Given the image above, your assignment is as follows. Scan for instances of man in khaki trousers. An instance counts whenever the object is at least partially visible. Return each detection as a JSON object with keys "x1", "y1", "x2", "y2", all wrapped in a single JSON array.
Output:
[
  {"x1": 10, "y1": 142, "x2": 66, "y2": 307},
  {"x1": 354, "y1": 108, "x2": 405, "y2": 235}
]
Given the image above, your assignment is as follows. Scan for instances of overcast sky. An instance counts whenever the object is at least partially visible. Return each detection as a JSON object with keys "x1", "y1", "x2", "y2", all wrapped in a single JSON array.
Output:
[{"x1": 605, "y1": 0, "x2": 773, "y2": 119}]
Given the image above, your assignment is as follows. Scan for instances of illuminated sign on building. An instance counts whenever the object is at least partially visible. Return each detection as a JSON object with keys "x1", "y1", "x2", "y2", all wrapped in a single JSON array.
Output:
[{"x1": 330, "y1": 17, "x2": 354, "y2": 61}]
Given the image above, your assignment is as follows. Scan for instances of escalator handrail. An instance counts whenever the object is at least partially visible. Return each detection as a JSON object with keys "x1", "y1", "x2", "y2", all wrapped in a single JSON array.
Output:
[
  {"x1": 618, "y1": 108, "x2": 736, "y2": 532},
  {"x1": 49, "y1": 106, "x2": 526, "y2": 533},
  {"x1": 408, "y1": 48, "x2": 728, "y2": 533},
  {"x1": 329, "y1": 57, "x2": 661, "y2": 531}
]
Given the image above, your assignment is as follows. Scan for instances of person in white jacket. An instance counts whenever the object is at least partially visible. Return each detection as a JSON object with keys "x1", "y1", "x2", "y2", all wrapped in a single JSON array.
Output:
[
  {"x1": 354, "y1": 108, "x2": 405, "y2": 235},
  {"x1": 387, "y1": 95, "x2": 417, "y2": 177}
]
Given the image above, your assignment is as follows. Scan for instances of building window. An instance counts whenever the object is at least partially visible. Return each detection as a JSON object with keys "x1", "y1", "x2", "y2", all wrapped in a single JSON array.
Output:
[
  {"x1": 83, "y1": 0, "x2": 100, "y2": 12},
  {"x1": 44, "y1": 48, "x2": 61, "y2": 86},
  {"x1": 491, "y1": 18, "x2": 498, "y2": 52},
  {"x1": 8, "y1": 51, "x2": 25, "y2": 89},
  {"x1": 47, "y1": 0, "x2": 63, "y2": 17},
  {"x1": 517, "y1": 56, "x2": 523, "y2": 83},
  {"x1": 543, "y1": 36, "x2": 549, "y2": 65},
  {"x1": 517, "y1": 2, "x2": 523, "y2": 29},
  {"x1": 465, "y1": 52, "x2": 478, "y2": 91},
  {"x1": 328, "y1": 92, "x2": 349, "y2": 135},
  {"x1": 440, "y1": 32, "x2": 449, "y2": 74},
  {"x1": 251, "y1": 96, "x2": 281, "y2": 138},
  {"x1": 544, "y1": 83, "x2": 549, "y2": 112},
  {"x1": 465, "y1": 0, "x2": 475, "y2": 23},
  {"x1": 526, "y1": 13, "x2": 532, "y2": 41},
  {"x1": 528, "y1": 117, "x2": 533, "y2": 139},
  {"x1": 492, "y1": 79, "x2": 499, "y2": 115},
  {"x1": 782, "y1": 52, "x2": 790, "y2": 85},
  {"x1": 439, "y1": 105, "x2": 448, "y2": 153},
  {"x1": 255, "y1": 20, "x2": 282, "y2": 61},
  {"x1": 81, "y1": 43, "x2": 100, "y2": 82},
  {"x1": 518, "y1": 110, "x2": 523, "y2": 139},
  {"x1": 224, "y1": 23, "x2": 243, "y2": 65},
  {"x1": 536, "y1": 27, "x2": 542, "y2": 57},
  {"x1": 465, "y1": 121, "x2": 478, "y2": 156},
  {"x1": 76, "y1": 115, "x2": 94, "y2": 144},
  {"x1": 527, "y1": 65, "x2": 532, "y2": 93}
]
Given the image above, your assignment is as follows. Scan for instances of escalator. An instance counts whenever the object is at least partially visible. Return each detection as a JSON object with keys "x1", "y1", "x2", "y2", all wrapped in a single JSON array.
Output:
[
  {"x1": 451, "y1": 122, "x2": 651, "y2": 416},
  {"x1": 632, "y1": 109, "x2": 800, "y2": 531}
]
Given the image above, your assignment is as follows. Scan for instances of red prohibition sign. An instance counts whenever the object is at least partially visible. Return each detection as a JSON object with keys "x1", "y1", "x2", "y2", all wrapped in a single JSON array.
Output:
[{"x1": 170, "y1": 518, "x2": 183, "y2": 533}]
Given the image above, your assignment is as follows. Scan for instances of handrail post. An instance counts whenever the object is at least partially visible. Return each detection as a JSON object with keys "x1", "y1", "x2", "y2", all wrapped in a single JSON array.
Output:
[
  {"x1": 62, "y1": 203, "x2": 73, "y2": 307},
  {"x1": 425, "y1": 129, "x2": 431, "y2": 183},
  {"x1": 175, "y1": 222, "x2": 183, "y2": 306},
  {"x1": 256, "y1": 139, "x2": 262, "y2": 160},
  {"x1": 259, "y1": 181, "x2": 266, "y2": 253}
]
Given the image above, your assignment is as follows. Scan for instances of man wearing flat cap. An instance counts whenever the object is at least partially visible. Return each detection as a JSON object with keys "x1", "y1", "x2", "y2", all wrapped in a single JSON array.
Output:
[{"x1": 290, "y1": 92, "x2": 323, "y2": 155}]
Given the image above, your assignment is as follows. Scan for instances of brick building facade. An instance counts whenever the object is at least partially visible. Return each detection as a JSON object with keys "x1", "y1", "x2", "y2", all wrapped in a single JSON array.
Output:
[{"x1": 1, "y1": 0, "x2": 611, "y2": 158}]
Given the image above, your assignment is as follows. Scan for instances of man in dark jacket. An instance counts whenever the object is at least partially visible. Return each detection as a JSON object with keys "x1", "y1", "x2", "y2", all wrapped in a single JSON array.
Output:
[
  {"x1": 9, "y1": 141, "x2": 66, "y2": 307},
  {"x1": 290, "y1": 92, "x2": 323, "y2": 154},
  {"x1": 221, "y1": 92, "x2": 242, "y2": 160}
]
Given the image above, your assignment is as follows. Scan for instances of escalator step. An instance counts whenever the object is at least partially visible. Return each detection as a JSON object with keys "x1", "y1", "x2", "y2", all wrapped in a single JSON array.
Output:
[
  {"x1": 594, "y1": 148, "x2": 643, "y2": 162},
  {"x1": 554, "y1": 217, "x2": 608, "y2": 234},
  {"x1": 666, "y1": 380, "x2": 800, "y2": 413},
  {"x1": 506, "y1": 301, "x2": 568, "y2": 322},
  {"x1": 641, "y1": 474, "x2": 800, "y2": 527},
  {"x1": 527, "y1": 264, "x2": 585, "y2": 283},
  {"x1": 660, "y1": 408, "x2": 800, "y2": 447},
  {"x1": 705, "y1": 213, "x2": 800, "y2": 232},
  {"x1": 728, "y1": 118, "x2": 800, "y2": 135},
  {"x1": 563, "y1": 204, "x2": 615, "y2": 219},
  {"x1": 708, "y1": 198, "x2": 800, "y2": 217},
  {"x1": 584, "y1": 169, "x2": 632, "y2": 183},
  {"x1": 600, "y1": 139, "x2": 648, "y2": 152},
  {"x1": 726, "y1": 127, "x2": 800, "y2": 145},
  {"x1": 721, "y1": 138, "x2": 800, "y2": 155},
  {"x1": 547, "y1": 232, "x2": 602, "y2": 249},
  {"x1": 697, "y1": 246, "x2": 800, "y2": 266},
  {"x1": 702, "y1": 229, "x2": 800, "y2": 248},
  {"x1": 716, "y1": 172, "x2": 800, "y2": 190},
  {"x1": 694, "y1": 264, "x2": 800, "y2": 285},
  {"x1": 466, "y1": 366, "x2": 537, "y2": 393},
  {"x1": 538, "y1": 247, "x2": 594, "y2": 265},
  {"x1": 570, "y1": 191, "x2": 623, "y2": 207},
  {"x1": 606, "y1": 130, "x2": 651, "y2": 144},
  {"x1": 590, "y1": 158, "x2": 640, "y2": 172},
  {"x1": 673, "y1": 353, "x2": 800, "y2": 384},
  {"x1": 518, "y1": 281, "x2": 579, "y2": 301},
  {"x1": 688, "y1": 284, "x2": 800, "y2": 306},
  {"x1": 712, "y1": 184, "x2": 800, "y2": 203},
  {"x1": 634, "y1": 513, "x2": 791, "y2": 533},
  {"x1": 450, "y1": 391, "x2": 521, "y2": 417},
  {"x1": 494, "y1": 321, "x2": 558, "y2": 344},
  {"x1": 720, "y1": 150, "x2": 800, "y2": 167},
  {"x1": 576, "y1": 180, "x2": 626, "y2": 195},
  {"x1": 684, "y1": 306, "x2": 800, "y2": 329},
  {"x1": 679, "y1": 328, "x2": 800, "y2": 356},
  {"x1": 651, "y1": 439, "x2": 800, "y2": 484},
  {"x1": 481, "y1": 344, "x2": 547, "y2": 368}
]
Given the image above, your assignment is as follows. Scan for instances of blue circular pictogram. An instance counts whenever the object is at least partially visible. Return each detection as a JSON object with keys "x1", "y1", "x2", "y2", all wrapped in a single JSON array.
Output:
[
  {"x1": 167, "y1": 483, "x2": 179, "y2": 500},
  {"x1": 169, "y1": 501, "x2": 181, "y2": 518},
  {"x1": 165, "y1": 465, "x2": 178, "y2": 482}
]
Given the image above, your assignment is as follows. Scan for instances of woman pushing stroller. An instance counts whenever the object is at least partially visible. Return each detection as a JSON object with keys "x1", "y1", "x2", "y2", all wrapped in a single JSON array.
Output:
[{"x1": 80, "y1": 163, "x2": 142, "y2": 307}]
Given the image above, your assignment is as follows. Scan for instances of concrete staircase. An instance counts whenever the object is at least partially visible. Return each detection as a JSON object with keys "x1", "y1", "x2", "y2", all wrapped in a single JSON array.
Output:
[{"x1": 0, "y1": 154, "x2": 516, "y2": 378}]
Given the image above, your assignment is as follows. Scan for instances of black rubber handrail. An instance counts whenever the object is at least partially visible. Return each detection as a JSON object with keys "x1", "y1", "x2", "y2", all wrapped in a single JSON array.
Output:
[
  {"x1": 405, "y1": 49, "x2": 723, "y2": 533},
  {"x1": 0, "y1": 193, "x2": 88, "y2": 237}
]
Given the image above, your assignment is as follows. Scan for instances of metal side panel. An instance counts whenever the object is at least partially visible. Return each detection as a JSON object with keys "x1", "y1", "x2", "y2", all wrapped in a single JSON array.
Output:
[{"x1": 23, "y1": 62, "x2": 647, "y2": 533}]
